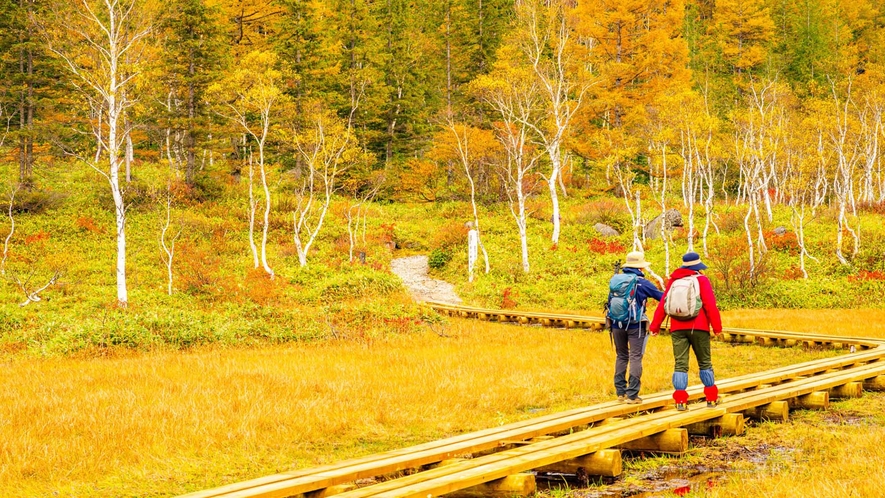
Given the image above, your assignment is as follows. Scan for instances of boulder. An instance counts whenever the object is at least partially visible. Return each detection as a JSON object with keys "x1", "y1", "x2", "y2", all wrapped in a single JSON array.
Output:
[
  {"x1": 773, "y1": 226, "x2": 787, "y2": 236},
  {"x1": 594, "y1": 223, "x2": 620, "y2": 237},
  {"x1": 644, "y1": 209, "x2": 684, "y2": 240}
]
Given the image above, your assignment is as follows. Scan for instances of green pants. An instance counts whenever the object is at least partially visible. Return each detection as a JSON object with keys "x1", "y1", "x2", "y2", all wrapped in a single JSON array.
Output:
[{"x1": 671, "y1": 329, "x2": 713, "y2": 372}]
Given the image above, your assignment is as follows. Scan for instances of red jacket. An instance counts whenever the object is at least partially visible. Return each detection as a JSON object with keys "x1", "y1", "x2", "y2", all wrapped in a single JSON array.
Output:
[{"x1": 649, "y1": 268, "x2": 722, "y2": 334}]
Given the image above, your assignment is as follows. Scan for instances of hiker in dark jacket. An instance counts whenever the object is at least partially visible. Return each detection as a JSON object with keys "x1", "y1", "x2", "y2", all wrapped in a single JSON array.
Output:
[
  {"x1": 608, "y1": 251, "x2": 663, "y2": 405},
  {"x1": 649, "y1": 251, "x2": 723, "y2": 411}
]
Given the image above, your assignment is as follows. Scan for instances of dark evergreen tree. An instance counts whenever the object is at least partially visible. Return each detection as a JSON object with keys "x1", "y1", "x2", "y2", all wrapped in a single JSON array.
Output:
[{"x1": 156, "y1": 0, "x2": 227, "y2": 185}]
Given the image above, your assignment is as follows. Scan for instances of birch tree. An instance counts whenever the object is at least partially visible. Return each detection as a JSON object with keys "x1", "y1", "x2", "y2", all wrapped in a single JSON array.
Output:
[
  {"x1": 514, "y1": 0, "x2": 589, "y2": 244},
  {"x1": 345, "y1": 171, "x2": 384, "y2": 264},
  {"x1": 828, "y1": 78, "x2": 862, "y2": 265},
  {"x1": 41, "y1": 0, "x2": 151, "y2": 306},
  {"x1": 158, "y1": 193, "x2": 181, "y2": 295},
  {"x1": 291, "y1": 103, "x2": 362, "y2": 268},
  {"x1": 210, "y1": 50, "x2": 283, "y2": 278},
  {"x1": 444, "y1": 119, "x2": 491, "y2": 277},
  {"x1": 732, "y1": 80, "x2": 792, "y2": 277},
  {"x1": 1, "y1": 186, "x2": 16, "y2": 276},
  {"x1": 473, "y1": 62, "x2": 540, "y2": 273},
  {"x1": 783, "y1": 116, "x2": 823, "y2": 279}
]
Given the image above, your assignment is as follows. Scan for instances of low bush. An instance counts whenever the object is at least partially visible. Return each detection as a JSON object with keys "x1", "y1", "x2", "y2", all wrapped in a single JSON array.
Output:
[{"x1": 428, "y1": 248, "x2": 452, "y2": 269}]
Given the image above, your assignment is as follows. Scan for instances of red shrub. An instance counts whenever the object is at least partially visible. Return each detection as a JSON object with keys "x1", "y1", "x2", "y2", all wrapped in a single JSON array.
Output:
[
  {"x1": 782, "y1": 265, "x2": 805, "y2": 281},
  {"x1": 501, "y1": 287, "x2": 518, "y2": 309},
  {"x1": 244, "y1": 267, "x2": 287, "y2": 305},
  {"x1": 587, "y1": 238, "x2": 625, "y2": 255},
  {"x1": 766, "y1": 230, "x2": 800, "y2": 255},
  {"x1": 849, "y1": 270, "x2": 885, "y2": 283},
  {"x1": 76, "y1": 216, "x2": 103, "y2": 233},
  {"x1": 24, "y1": 231, "x2": 50, "y2": 245}
]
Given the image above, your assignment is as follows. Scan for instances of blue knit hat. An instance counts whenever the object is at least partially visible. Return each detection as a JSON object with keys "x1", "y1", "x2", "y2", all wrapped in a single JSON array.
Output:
[{"x1": 680, "y1": 251, "x2": 707, "y2": 271}]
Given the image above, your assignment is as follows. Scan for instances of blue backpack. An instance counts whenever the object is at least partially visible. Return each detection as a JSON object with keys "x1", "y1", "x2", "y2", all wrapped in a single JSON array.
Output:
[{"x1": 607, "y1": 273, "x2": 640, "y2": 328}]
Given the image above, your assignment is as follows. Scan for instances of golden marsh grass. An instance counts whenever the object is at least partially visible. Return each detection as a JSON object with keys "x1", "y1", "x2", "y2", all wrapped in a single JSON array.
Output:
[{"x1": 0, "y1": 310, "x2": 873, "y2": 497}]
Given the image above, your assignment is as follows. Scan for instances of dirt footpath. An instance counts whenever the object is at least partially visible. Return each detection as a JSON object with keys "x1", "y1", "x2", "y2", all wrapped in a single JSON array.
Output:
[{"x1": 391, "y1": 256, "x2": 462, "y2": 304}]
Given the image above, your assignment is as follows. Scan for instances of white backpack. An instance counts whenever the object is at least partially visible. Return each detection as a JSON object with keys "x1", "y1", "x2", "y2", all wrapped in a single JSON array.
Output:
[{"x1": 663, "y1": 274, "x2": 703, "y2": 321}]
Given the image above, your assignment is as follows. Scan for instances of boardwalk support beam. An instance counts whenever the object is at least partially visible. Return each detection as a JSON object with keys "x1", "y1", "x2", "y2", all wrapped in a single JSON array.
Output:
[
  {"x1": 685, "y1": 413, "x2": 745, "y2": 437},
  {"x1": 743, "y1": 401, "x2": 790, "y2": 422},
  {"x1": 445, "y1": 473, "x2": 536, "y2": 498},
  {"x1": 829, "y1": 382, "x2": 863, "y2": 399},
  {"x1": 791, "y1": 391, "x2": 829, "y2": 410},
  {"x1": 863, "y1": 376, "x2": 885, "y2": 391},
  {"x1": 617, "y1": 429, "x2": 688, "y2": 454},
  {"x1": 535, "y1": 449, "x2": 623, "y2": 477}
]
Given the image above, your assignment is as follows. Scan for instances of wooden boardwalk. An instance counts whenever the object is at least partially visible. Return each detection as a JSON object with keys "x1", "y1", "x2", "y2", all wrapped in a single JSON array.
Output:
[{"x1": 181, "y1": 303, "x2": 885, "y2": 498}]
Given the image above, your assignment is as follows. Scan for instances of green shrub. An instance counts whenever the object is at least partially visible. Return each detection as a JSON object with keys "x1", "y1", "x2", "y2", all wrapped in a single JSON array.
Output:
[
  {"x1": 428, "y1": 248, "x2": 452, "y2": 269},
  {"x1": 13, "y1": 188, "x2": 67, "y2": 214}
]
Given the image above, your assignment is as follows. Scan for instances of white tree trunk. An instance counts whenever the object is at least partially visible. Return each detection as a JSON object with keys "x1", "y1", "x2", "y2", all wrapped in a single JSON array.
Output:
[
  {"x1": 518, "y1": 195, "x2": 529, "y2": 273},
  {"x1": 159, "y1": 195, "x2": 179, "y2": 295},
  {"x1": 257, "y1": 136, "x2": 274, "y2": 278},
  {"x1": 247, "y1": 151, "x2": 259, "y2": 268},
  {"x1": 744, "y1": 202, "x2": 756, "y2": 280},
  {"x1": 1, "y1": 187, "x2": 16, "y2": 276},
  {"x1": 46, "y1": 0, "x2": 151, "y2": 306},
  {"x1": 107, "y1": 52, "x2": 128, "y2": 305}
]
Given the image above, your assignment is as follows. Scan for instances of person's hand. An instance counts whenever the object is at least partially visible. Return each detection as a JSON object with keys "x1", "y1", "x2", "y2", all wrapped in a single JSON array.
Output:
[
  {"x1": 649, "y1": 327, "x2": 659, "y2": 336},
  {"x1": 713, "y1": 330, "x2": 722, "y2": 336}
]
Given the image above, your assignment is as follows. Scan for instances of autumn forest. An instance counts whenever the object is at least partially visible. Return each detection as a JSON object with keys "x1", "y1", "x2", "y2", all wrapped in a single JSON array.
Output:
[{"x1": 1, "y1": 0, "x2": 885, "y2": 322}]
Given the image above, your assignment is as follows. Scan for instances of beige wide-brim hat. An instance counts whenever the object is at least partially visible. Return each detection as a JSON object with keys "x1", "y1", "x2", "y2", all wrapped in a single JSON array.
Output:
[{"x1": 623, "y1": 251, "x2": 651, "y2": 269}]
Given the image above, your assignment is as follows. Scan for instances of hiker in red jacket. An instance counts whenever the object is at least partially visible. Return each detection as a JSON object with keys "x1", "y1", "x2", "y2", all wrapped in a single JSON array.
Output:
[{"x1": 649, "y1": 252, "x2": 723, "y2": 411}]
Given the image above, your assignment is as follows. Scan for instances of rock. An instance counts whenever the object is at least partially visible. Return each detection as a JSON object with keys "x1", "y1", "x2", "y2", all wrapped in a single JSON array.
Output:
[
  {"x1": 773, "y1": 226, "x2": 787, "y2": 236},
  {"x1": 644, "y1": 209, "x2": 683, "y2": 240},
  {"x1": 594, "y1": 223, "x2": 620, "y2": 237}
]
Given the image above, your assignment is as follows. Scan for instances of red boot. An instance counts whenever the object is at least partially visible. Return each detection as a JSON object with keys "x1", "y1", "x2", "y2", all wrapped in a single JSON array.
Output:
[
  {"x1": 704, "y1": 385, "x2": 719, "y2": 407},
  {"x1": 673, "y1": 389, "x2": 689, "y2": 411}
]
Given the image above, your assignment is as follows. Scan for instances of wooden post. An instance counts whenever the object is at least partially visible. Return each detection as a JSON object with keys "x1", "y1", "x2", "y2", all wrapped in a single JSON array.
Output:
[
  {"x1": 791, "y1": 391, "x2": 829, "y2": 410},
  {"x1": 685, "y1": 413, "x2": 745, "y2": 437},
  {"x1": 743, "y1": 401, "x2": 789, "y2": 422},
  {"x1": 830, "y1": 382, "x2": 863, "y2": 399},
  {"x1": 863, "y1": 376, "x2": 885, "y2": 391},
  {"x1": 445, "y1": 473, "x2": 536, "y2": 498},
  {"x1": 618, "y1": 429, "x2": 688, "y2": 454},
  {"x1": 535, "y1": 449, "x2": 623, "y2": 477}
]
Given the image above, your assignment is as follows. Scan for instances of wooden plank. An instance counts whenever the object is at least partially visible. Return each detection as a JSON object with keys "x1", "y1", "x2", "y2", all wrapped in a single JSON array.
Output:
[
  {"x1": 339, "y1": 409, "x2": 726, "y2": 498},
  {"x1": 185, "y1": 351, "x2": 885, "y2": 498},
  {"x1": 336, "y1": 365, "x2": 885, "y2": 498},
  {"x1": 188, "y1": 302, "x2": 885, "y2": 498}
]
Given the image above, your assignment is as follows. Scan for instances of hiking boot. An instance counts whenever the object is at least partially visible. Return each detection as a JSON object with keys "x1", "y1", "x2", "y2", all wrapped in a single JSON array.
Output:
[
  {"x1": 676, "y1": 403, "x2": 688, "y2": 411},
  {"x1": 617, "y1": 395, "x2": 626, "y2": 402},
  {"x1": 624, "y1": 397, "x2": 643, "y2": 405},
  {"x1": 706, "y1": 400, "x2": 719, "y2": 408}
]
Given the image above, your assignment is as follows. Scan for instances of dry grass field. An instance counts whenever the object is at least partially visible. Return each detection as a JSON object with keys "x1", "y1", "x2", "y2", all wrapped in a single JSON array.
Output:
[{"x1": 1, "y1": 309, "x2": 882, "y2": 497}]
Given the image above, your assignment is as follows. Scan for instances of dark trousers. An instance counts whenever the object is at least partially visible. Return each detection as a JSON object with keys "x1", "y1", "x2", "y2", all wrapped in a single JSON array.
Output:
[
  {"x1": 613, "y1": 323, "x2": 648, "y2": 399},
  {"x1": 671, "y1": 329, "x2": 713, "y2": 372}
]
